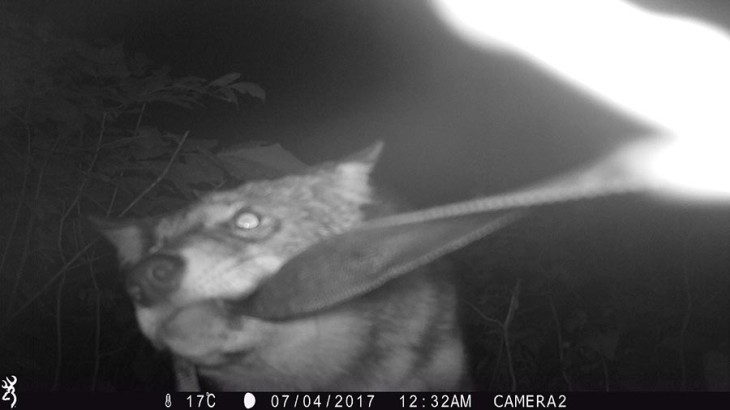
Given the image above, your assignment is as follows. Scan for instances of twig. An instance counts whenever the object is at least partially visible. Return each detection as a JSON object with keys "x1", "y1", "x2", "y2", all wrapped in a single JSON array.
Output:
[
  {"x1": 466, "y1": 281, "x2": 521, "y2": 391},
  {"x1": 133, "y1": 103, "x2": 147, "y2": 135},
  {"x1": 119, "y1": 130, "x2": 190, "y2": 217},
  {"x1": 464, "y1": 300, "x2": 504, "y2": 390},
  {"x1": 89, "y1": 250, "x2": 101, "y2": 391},
  {"x1": 679, "y1": 230, "x2": 695, "y2": 391},
  {"x1": 0, "y1": 131, "x2": 189, "y2": 329},
  {"x1": 6, "y1": 130, "x2": 60, "y2": 315},
  {"x1": 504, "y1": 280, "x2": 521, "y2": 392},
  {"x1": 48, "y1": 119, "x2": 105, "y2": 392},
  {"x1": 465, "y1": 300, "x2": 503, "y2": 328},
  {"x1": 488, "y1": 329, "x2": 505, "y2": 391},
  {"x1": 51, "y1": 260, "x2": 67, "y2": 391},
  {"x1": 106, "y1": 175, "x2": 121, "y2": 216},
  {"x1": 548, "y1": 294, "x2": 573, "y2": 390},
  {"x1": 58, "y1": 113, "x2": 107, "y2": 260},
  {"x1": 0, "y1": 116, "x2": 32, "y2": 318}
]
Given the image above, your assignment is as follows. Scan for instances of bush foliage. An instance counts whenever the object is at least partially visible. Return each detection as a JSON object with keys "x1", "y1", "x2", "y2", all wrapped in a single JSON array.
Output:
[{"x1": 0, "y1": 9, "x2": 263, "y2": 390}]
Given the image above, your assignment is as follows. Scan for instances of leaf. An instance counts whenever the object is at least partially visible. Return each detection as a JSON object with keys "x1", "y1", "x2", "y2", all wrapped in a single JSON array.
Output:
[
  {"x1": 95, "y1": 42, "x2": 125, "y2": 65},
  {"x1": 129, "y1": 128, "x2": 169, "y2": 160},
  {"x1": 96, "y1": 59, "x2": 130, "y2": 80},
  {"x1": 229, "y1": 82, "x2": 266, "y2": 101},
  {"x1": 138, "y1": 74, "x2": 173, "y2": 95},
  {"x1": 38, "y1": 94, "x2": 84, "y2": 125},
  {"x1": 167, "y1": 153, "x2": 225, "y2": 193},
  {"x1": 182, "y1": 138, "x2": 218, "y2": 152},
  {"x1": 128, "y1": 52, "x2": 151, "y2": 76},
  {"x1": 144, "y1": 95, "x2": 195, "y2": 109},
  {"x1": 177, "y1": 75, "x2": 205, "y2": 85},
  {"x1": 216, "y1": 87, "x2": 237, "y2": 104},
  {"x1": 217, "y1": 142, "x2": 308, "y2": 180},
  {"x1": 208, "y1": 72, "x2": 241, "y2": 87}
]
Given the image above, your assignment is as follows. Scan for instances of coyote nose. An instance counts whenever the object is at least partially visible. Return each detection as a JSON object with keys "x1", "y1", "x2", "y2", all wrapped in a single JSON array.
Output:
[{"x1": 127, "y1": 254, "x2": 183, "y2": 306}]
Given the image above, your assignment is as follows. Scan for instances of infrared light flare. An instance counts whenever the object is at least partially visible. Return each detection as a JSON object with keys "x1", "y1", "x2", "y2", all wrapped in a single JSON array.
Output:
[{"x1": 431, "y1": 0, "x2": 730, "y2": 200}]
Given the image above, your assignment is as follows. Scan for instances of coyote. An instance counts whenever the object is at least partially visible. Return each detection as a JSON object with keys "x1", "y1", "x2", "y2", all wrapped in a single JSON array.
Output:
[{"x1": 93, "y1": 143, "x2": 468, "y2": 391}]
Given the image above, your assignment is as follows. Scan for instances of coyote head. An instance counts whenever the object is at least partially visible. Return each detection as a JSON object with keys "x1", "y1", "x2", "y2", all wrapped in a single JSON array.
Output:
[{"x1": 92, "y1": 143, "x2": 382, "y2": 366}]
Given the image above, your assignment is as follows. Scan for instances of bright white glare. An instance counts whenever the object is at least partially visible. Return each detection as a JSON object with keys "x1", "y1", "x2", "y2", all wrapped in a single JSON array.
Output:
[
  {"x1": 608, "y1": 137, "x2": 730, "y2": 200},
  {"x1": 431, "y1": 0, "x2": 730, "y2": 199}
]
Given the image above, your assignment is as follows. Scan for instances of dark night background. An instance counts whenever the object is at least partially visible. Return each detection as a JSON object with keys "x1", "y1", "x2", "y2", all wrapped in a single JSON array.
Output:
[{"x1": 0, "y1": 0, "x2": 728, "y2": 393}]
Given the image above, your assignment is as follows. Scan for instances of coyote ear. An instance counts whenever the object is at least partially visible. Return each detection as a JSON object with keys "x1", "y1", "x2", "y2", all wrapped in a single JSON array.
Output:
[
  {"x1": 340, "y1": 140, "x2": 384, "y2": 167},
  {"x1": 334, "y1": 140, "x2": 384, "y2": 181},
  {"x1": 326, "y1": 141, "x2": 384, "y2": 204},
  {"x1": 304, "y1": 141, "x2": 384, "y2": 206},
  {"x1": 88, "y1": 216, "x2": 150, "y2": 265}
]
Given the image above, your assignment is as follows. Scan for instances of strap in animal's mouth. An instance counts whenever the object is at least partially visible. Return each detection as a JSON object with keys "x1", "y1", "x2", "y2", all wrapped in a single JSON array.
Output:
[{"x1": 225, "y1": 150, "x2": 654, "y2": 321}]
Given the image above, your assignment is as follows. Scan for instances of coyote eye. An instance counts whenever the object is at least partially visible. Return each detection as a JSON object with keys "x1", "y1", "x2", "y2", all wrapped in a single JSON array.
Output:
[
  {"x1": 233, "y1": 211, "x2": 261, "y2": 230},
  {"x1": 230, "y1": 208, "x2": 278, "y2": 240}
]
